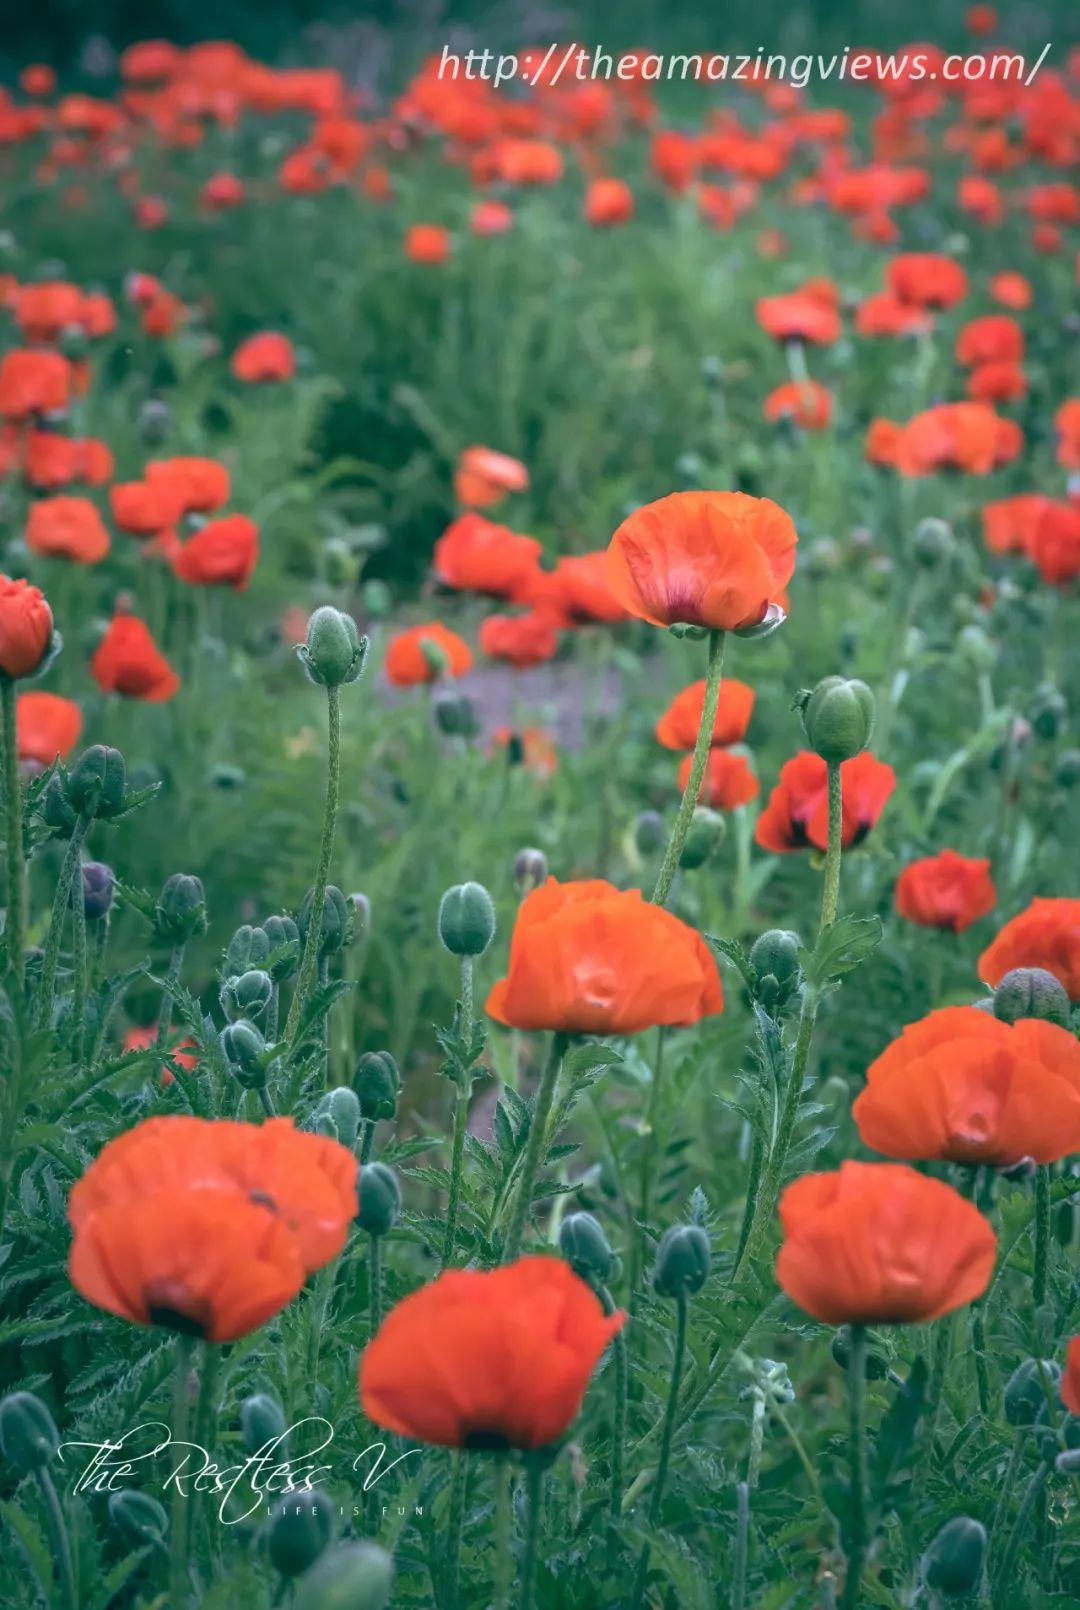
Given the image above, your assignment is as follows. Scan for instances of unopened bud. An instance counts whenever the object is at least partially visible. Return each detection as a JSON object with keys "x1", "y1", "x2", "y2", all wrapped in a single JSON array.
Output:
[
  {"x1": 433, "y1": 690, "x2": 478, "y2": 738},
  {"x1": 633, "y1": 811, "x2": 665, "y2": 856},
  {"x1": 1004, "y1": 1358, "x2": 1060, "y2": 1426},
  {"x1": 653, "y1": 1223, "x2": 711, "y2": 1299},
  {"x1": 267, "y1": 1487, "x2": 333, "y2": 1578},
  {"x1": 559, "y1": 1212, "x2": 614, "y2": 1285},
  {"x1": 352, "y1": 1051, "x2": 400, "y2": 1122},
  {"x1": 315, "y1": 1087, "x2": 361, "y2": 1148},
  {"x1": 957, "y1": 624, "x2": 996, "y2": 674},
  {"x1": 513, "y1": 847, "x2": 548, "y2": 896},
  {"x1": 220, "y1": 1020, "x2": 267, "y2": 1087},
  {"x1": 913, "y1": 517, "x2": 953, "y2": 568},
  {"x1": 679, "y1": 807, "x2": 725, "y2": 870},
  {"x1": 1030, "y1": 682, "x2": 1068, "y2": 742},
  {"x1": 297, "y1": 606, "x2": 367, "y2": 688},
  {"x1": 155, "y1": 873, "x2": 207, "y2": 944},
  {"x1": 0, "y1": 1392, "x2": 59, "y2": 1473},
  {"x1": 80, "y1": 861, "x2": 115, "y2": 921},
  {"x1": 292, "y1": 1541, "x2": 394, "y2": 1610},
  {"x1": 66, "y1": 744, "x2": 126, "y2": 819},
  {"x1": 1055, "y1": 749, "x2": 1080, "y2": 788},
  {"x1": 921, "y1": 1516, "x2": 987, "y2": 1598},
  {"x1": 438, "y1": 882, "x2": 496, "y2": 957},
  {"x1": 224, "y1": 924, "x2": 271, "y2": 977},
  {"x1": 108, "y1": 1488, "x2": 167, "y2": 1545},
  {"x1": 299, "y1": 885, "x2": 353, "y2": 956},
  {"x1": 221, "y1": 969, "x2": 273, "y2": 1023},
  {"x1": 797, "y1": 676, "x2": 875, "y2": 763},
  {"x1": 993, "y1": 968, "x2": 1070, "y2": 1028},
  {"x1": 241, "y1": 1393, "x2": 287, "y2": 1455},
  {"x1": 356, "y1": 1162, "x2": 401, "y2": 1237},
  {"x1": 262, "y1": 914, "x2": 301, "y2": 980}
]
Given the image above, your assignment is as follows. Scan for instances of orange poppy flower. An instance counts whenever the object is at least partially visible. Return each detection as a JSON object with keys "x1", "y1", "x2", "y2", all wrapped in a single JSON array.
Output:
[
  {"x1": 957, "y1": 175, "x2": 1003, "y2": 226},
  {"x1": 892, "y1": 402, "x2": 1022, "y2": 476},
  {"x1": 584, "y1": 177, "x2": 634, "y2": 226},
  {"x1": 755, "y1": 291, "x2": 841, "y2": 345},
  {"x1": 13, "y1": 282, "x2": 84, "y2": 342},
  {"x1": 231, "y1": 331, "x2": 296, "y2": 382},
  {"x1": 384, "y1": 621, "x2": 473, "y2": 685},
  {"x1": 146, "y1": 456, "x2": 231, "y2": 513},
  {"x1": 454, "y1": 446, "x2": 529, "y2": 509},
  {"x1": 485, "y1": 877, "x2": 723, "y2": 1034},
  {"x1": 538, "y1": 552, "x2": 629, "y2": 625},
  {"x1": 955, "y1": 314, "x2": 1024, "y2": 367},
  {"x1": 1063, "y1": 1336, "x2": 1080, "y2": 1417},
  {"x1": 470, "y1": 199, "x2": 513, "y2": 235},
  {"x1": 433, "y1": 512, "x2": 542, "y2": 600},
  {"x1": 0, "y1": 575, "x2": 54, "y2": 679},
  {"x1": 763, "y1": 380, "x2": 832, "y2": 429},
  {"x1": 895, "y1": 850, "x2": 996, "y2": 932},
  {"x1": 405, "y1": 224, "x2": 451, "y2": 264},
  {"x1": 776, "y1": 1161, "x2": 996, "y2": 1325},
  {"x1": 651, "y1": 130, "x2": 698, "y2": 192},
  {"x1": 981, "y1": 493, "x2": 1052, "y2": 556},
  {"x1": 606, "y1": 491, "x2": 797, "y2": 634},
  {"x1": 1054, "y1": 399, "x2": 1080, "y2": 470},
  {"x1": 0, "y1": 350, "x2": 71, "y2": 420},
  {"x1": 123, "y1": 1024, "x2": 199, "y2": 1085},
  {"x1": 853, "y1": 1007, "x2": 1080, "y2": 1167},
  {"x1": 978, "y1": 898, "x2": 1080, "y2": 1000},
  {"x1": 967, "y1": 362, "x2": 1027, "y2": 404},
  {"x1": 496, "y1": 139, "x2": 564, "y2": 185},
  {"x1": 110, "y1": 479, "x2": 184, "y2": 536},
  {"x1": 24, "y1": 433, "x2": 113, "y2": 490},
  {"x1": 27, "y1": 496, "x2": 110, "y2": 564},
  {"x1": 656, "y1": 678, "x2": 755, "y2": 750},
  {"x1": 965, "y1": 4, "x2": 998, "y2": 33},
  {"x1": 865, "y1": 418, "x2": 904, "y2": 466},
  {"x1": 479, "y1": 611, "x2": 559, "y2": 668},
  {"x1": 16, "y1": 691, "x2": 82, "y2": 766},
  {"x1": 200, "y1": 172, "x2": 246, "y2": 210},
  {"x1": 90, "y1": 611, "x2": 180, "y2": 701},
  {"x1": 360, "y1": 1256, "x2": 624, "y2": 1448},
  {"x1": 490, "y1": 726, "x2": 558, "y2": 778},
  {"x1": 172, "y1": 514, "x2": 259, "y2": 589},
  {"x1": 680, "y1": 747, "x2": 759, "y2": 808},
  {"x1": 755, "y1": 751, "x2": 896, "y2": 852},
  {"x1": 887, "y1": 253, "x2": 969, "y2": 310},
  {"x1": 1029, "y1": 501, "x2": 1080, "y2": 587},
  {"x1": 988, "y1": 271, "x2": 1032, "y2": 310}
]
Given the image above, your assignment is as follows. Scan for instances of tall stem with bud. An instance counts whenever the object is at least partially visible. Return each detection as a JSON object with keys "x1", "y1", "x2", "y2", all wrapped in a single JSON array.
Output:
[
  {"x1": 286, "y1": 684, "x2": 340, "y2": 1041},
  {"x1": 1, "y1": 680, "x2": 24, "y2": 988},
  {"x1": 652, "y1": 630, "x2": 725, "y2": 908}
]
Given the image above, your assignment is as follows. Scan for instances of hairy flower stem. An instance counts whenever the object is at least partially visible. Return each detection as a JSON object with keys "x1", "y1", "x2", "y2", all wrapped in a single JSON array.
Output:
[
  {"x1": 1, "y1": 678, "x2": 24, "y2": 989},
  {"x1": 633, "y1": 1025, "x2": 667, "y2": 1300},
  {"x1": 651, "y1": 630, "x2": 725, "y2": 908},
  {"x1": 168, "y1": 1332, "x2": 196, "y2": 1610},
  {"x1": 493, "y1": 1455, "x2": 513, "y2": 1610},
  {"x1": 1033, "y1": 1164, "x2": 1051, "y2": 1308},
  {"x1": 503, "y1": 1034, "x2": 566, "y2": 1263},
  {"x1": 36, "y1": 813, "x2": 90, "y2": 1028},
  {"x1": 154, "y1": 944, "x2": 186, "y2": 1053},
  {"x1": 820, "y1": 763, "x2": 843, "y2": 933},
  {"x1": 995, "y1": 1460, "x2": 1051, "y2": 1605},
  {"x1": 368, "y1": 1233, "x2": 383, "y2": 1337},
  {"x1": 36, "y1": 1467, "x2": 77, "y2": 1610},
  {"x1": 520, "y1": 1458, "x2": 545, "y2": 1610},
  {"x1": 442, "y1": 956, "x2": 474, "y2": 1270},
  {"x1": 360, "y1": 1120, "x2": 376, "y2": 1163},
  {"x1": 630, "y1": 1290, "x2": 690, "y2": 1610},
  {"x1": 285, "y1": 684, "x2": 340, "y2": 1043},
  {"x1": 990, "y1": 1433, "x2": 1027, "y2": 1543},
  {"x1": 71, "y1": 875, "x2": 88, "y2": 1069},
  {"x1": 597, "y1": 1282, "x2": 627, "y2": 1520},
  {"x1": 842, "y1": 1325, "x2": 870, "y2": 1610},
  {"x1": 960, "y1": 1169, "x2": 991, "y2": 1413},
  {"x1": 732, "y1": 1480, "x2": 751, "y2": 1610},
  {"x1": 443, "y1": 1449, "x2": 467, "y2": 1610}
]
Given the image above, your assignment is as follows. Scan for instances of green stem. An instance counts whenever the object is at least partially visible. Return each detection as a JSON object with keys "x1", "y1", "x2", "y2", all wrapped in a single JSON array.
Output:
[
  {"x1": 285, "y1": 683, "x2": 340, "y2": 1043},
  {"x1": 649, "y1": 1288, "x2": 688, "y2": 1525},
  {"x1": 442, "y1": 956, "x2": 474, "y2": 1269},
  {"x1": 168, "y1": 1333, "x2": 195, "y2": 1610},
  {"x1": 369, "y1": 1233, "x2": 383, "y2": 1336},
  {"x1": 503, "y1": 1034, "x2": 566, "y2": 1263},
  {"x1": 820, "y1": 761, "x2": 842, "y2": 934},
  {"x1": 989, "y1": 1433, "x2": 1027, "y2": 1543},
  {"x1": 519, "y1": 1459, "x2": 544, "y2": 1610},
  {"x1": 360, "y1": 1119, "x2": 376, "y2": 1163},
  {"x1": 634, "y1": 1025, "x2": 667, "y2": 1298},
  {"x1": 731, "y1": 1131, "x2": 764, "y2": 1279},
  {"x1": 493, "y1": 1454, "x2": 513, "y2": 1610},
  {"x1": 257, "y1": 1085, "x2": 277, "y2": 1117},
  {"x1": 995, "y1": 1461, "x2": 1050, "y2": 1605},
  {"x1": 597, "y1": 1283, "x2": 627, "y2": 1520},
  {"x1": 36, "y1": 1467, "x2": 77, "y2": 1610},
  {"x1": 154, "y1": 944, "x2": 185, "y2": 1053},
  {"x1": 732, "y1": 1480, "x2": 750, "y2": 1610},
  {"x1": 71, "y1": 866, "x2": 88, "y2": 1069},
  {"x1": 1, "y1": 678, "x2": 24, "y2": 989},
  {"x1": 1033, "y1": 1164, "x2": 1051, "y2": 1309},
  {"x1": 265, "y1": 983, "x2": 279, "y2": 1043},
  {"x1": 960, "y1": 1168, "x2": 991, "y2": 1414},
  {"x1": 308, "y1": 1258, "x2": 338, "y2": 1380},
  {"x1": 651, "y1": 629, "x2": 725, "y2": 908},
  {"x1": 36, "y1": 813, "x2": 89, "y2": 1027},
  {"x1": 443, "y1": 1449, "x2": 467, "y2": 1610},
  {"x1": 842, "y1": 1325, "x2": 869, "y2": 1610}
]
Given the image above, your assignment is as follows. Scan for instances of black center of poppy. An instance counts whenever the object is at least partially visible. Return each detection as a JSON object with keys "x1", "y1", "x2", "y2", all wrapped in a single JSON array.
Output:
[
  {"x1": 463, "y1": 1429, "x2": 512, "y2": 1452},
  {"x1": 147, "y1": 1305, "x2": 208, "y2": 1338},
  {"x1": 249, "y1": 1189, "x2": 277, "y2": 1211}
]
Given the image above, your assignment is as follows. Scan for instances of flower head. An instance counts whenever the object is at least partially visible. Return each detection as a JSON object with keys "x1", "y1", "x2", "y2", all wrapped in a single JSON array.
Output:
[
  {"x1": 895, "y1": 850, "x2": 996, "y2": 933},
  {"x1": 90, "y1": 611, "x2": 180, "y2": 701},
  {"x1": 978, "y1": 898, "x2": 1080, "y2": 1001}
]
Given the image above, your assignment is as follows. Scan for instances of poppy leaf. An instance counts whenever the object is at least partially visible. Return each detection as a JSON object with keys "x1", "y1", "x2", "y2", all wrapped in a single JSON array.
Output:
[{"x1": 800, "y1": 913, "x2": 884, "y2": 990}]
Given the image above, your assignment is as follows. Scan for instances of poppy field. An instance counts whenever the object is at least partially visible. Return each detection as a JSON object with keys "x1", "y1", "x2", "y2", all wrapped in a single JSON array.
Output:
[{"x1": 2, "y1": 10, "x2": 1080, "y2": 1610}]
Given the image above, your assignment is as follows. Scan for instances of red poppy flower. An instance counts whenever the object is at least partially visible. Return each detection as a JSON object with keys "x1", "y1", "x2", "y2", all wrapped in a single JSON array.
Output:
[
  {"x1": 892, "y1": 403, "x2": 1022, "y2": 476},
  {"x1": 172, "y1": 514, "x2": 259, "y2": 589},
  {"x1": 123, "y1": 1024, "x2": 199, "y2": 1085},
  {"x1": 1054, "y1": 399, "x2": 1080, "y2": 470},
  {"x1": 490, "y1": 726, "x2": 558, "y2": 778},
  {"x1": 651, "y1": 130, "x2": 698, "y2": 192},
  {"x1": 584, "y1": 177, "x2": 634, "y2": 226},
  {"x1": 967, "y1": 361, "x2": 1027, "y2": 404},
  {"x1": 433, "y1": 513, "x2": 542, "y2": 601},
  {"x1": 26, "y1": 496, "x2": 110, "y2": 564},
  {"x1": 90, "y1": 611, "x2": 180, "y2": 701},
  {"x1": 536, "y1": 552, "x2": 629, "y2": 625},
  {"x1": 755, "y1": 291, "x2": 841, "y2": 345},
  {"x1": 496, "y1": 140, "x2": 564, "y2": 185},
  {"x1": 360, "y1": 1256, "x2": 624, "y2": 1449},
  {"x1": 24, "y1": 433, "x2": 113, "y2": 490},
  {"x1": 989, "y1": 271, "x2": 1032, "y2": 310},
  {"x1": 1029, "y1": 501, "x2": 1080, "y2": 587},
  {"x1": 981, "y1": 494, "x2": 1052, "y2": 556},
  {"x1": 955, "y1": 315, "x2": 1024, "y2": 367},
  {"x1": 231, "y1": 332, "x2": 296, "y2": 383},
  {"x1": 853, "y1": 1007, "x2": 1080, "y2": 1167},
  {"x1": 13, "y1": 282, "x2": 84, "y2": 342},
  {"x1": 887, "y1": 253, "x2": 969, "y2": 310},
  {"x1": 486, "y1": 877, "x2": 723, "y2": 1034},
  {"x1": 958, "y1": 175, "x2": 1003, "y2": 226},
  {"x1": 656, "y1": 678, "x2": 755, "y2": 750},
  {"x1": 755, "y1": 751, "x2": 896, "y2": 852},
  {"x1": 470, "y1": 199, "x2": 513, "y2": 236},
  {"x1": 200, "y1": 172, "x2": 246, "y2": 210},
  {"x1": 776, "y1": 1161, "x2": 996, "y2": 1324},
  {"x1": 680, "y1": 747, "x2": 759, "y2": 808},
  {"x1": 865, "y1": 418, "x2": 904, "y2": 466},
  {"x1": 0, "y1": 350, "x2": 71, "y2": 420},
  {"x1": 978, "y1": 898, "x2": 1080, "y2": 1000},
  {"x1": 454, "y1": 446, "x2": 528, "y2": 510},
  {"x1": 110, "y1": 479, "x2": 185, "y2": 536},
  {"x1": 763, "y1": 380, "x2": 832, "y2": 429},
  {"x1": 405, "y1": 224, "x2": 451, "y2": 264},
  {"x1": 0, "y1": 576, "x2": 54, "y2": 679},
  {"x1": 384, "y1": 622, "x2": 473, "y2": 686},
  {"x1": 146, "y1": 457, "x2": 230, "y2": 513},
  {"x1": 20, "y1": 64, "x2": 56, "y2": 96},
  {"x1": 479, "y1": 611, "x2": 559, "y2": 668},
  {"x1": 895, "y1": 850, "x2": 996, "y2": 932},
  {"x1": 1063, "y1": 1337, "x2": 1080, "y2": 1417},
  {"x1": 15, "y1": 691, "x2": 82, "y2": 766},
  {"x1": 606, "y1": 491, "x2": 797, "y2": 633}
]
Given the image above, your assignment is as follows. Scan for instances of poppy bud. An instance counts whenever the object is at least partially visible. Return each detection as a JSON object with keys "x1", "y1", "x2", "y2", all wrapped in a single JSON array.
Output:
[
  {"x1": 0, "y1": 575, "x2": 56, "y2": 680},
  {"x1": 220, "y1": 1020, "x2": 267, "y2": 1088},
  {"x1": 559, "y1": 1211, "x2": 614, "y2": 1285},
  {"x1": 1055, "y1": 749, "x2": 1080, "y2": 788},
  {"x1": 438, "y1": 882, "x2": 496, "y2": 957},
  {"x1": 701, "y1": 356, "x2": 722, "y2": 388},
  {"x1": 155, "y1": 873, "x2": 207, "y2": 944},
  {"x1": 830, "y1": 1329, "x2": 891, "y2": 1380},
  {"x1": 267, "y1": 1487, "x2": 333, "y2": 1578},
  {"x1": 297, "y1": 606, "x2": 368, "y2": 688},
  {"x1": 315, "y1": 1087, "x2": 361, "y2": 1148},
  {"x1": 350, "y1": 892, "x2": 371, "y2": 939},
  {"x1": 353, "y1": 1051, "x2": 400, "y2": 1122},
  {"x1": 1003, "y1": 1358, "x2": 1060, "y2": 1426},
  {"x1": 1030, "y1": 682, "x2": 1068, "y2": 742},
  {"x1": 263, "y1": 914, "x2": 301, "y2": 980},
  {"x1": 797, "y1": 676, "x2": 875, "y2": 763},
  {"x1": 241, "y1": 1392, "x2": 288, "y2": 1455},
  {"x1": 0, "y1": 1391, "x2": 59, "y2": 1473},
  {"x1": 208, "y1": 763, "x2": 246, "y2": 790},
  {"x1": 921, "y1": 1516, "x2": 987, "y2": 1598},
  {"x1": 356, "y1": 1162, "x2": 401, "y2": 1237},
  {"x1": 957, "y1": 624, "x2": 996, "y2": 674},
  {"x1": 653, "y1": 1223, "x2": 711, "y2": 1299},
  {"x1": 108, "y1": 1488, "x2": 168, "y2": 1546},
  {"x1": 224, "y1": 924, "x2": 271, "y2": 977},
  {"x1": 679, "y1": 807, "x2": 726, "y2": 870},
  {"x1": 914, "y1": 517, "x2": 954, "y2": 568},
  {"x1": 432, "y1": 690, "x2": 478, "y2": 738},
  {"x1": 221, "y1": 969, "x2": 273, "y2": 1023},
  {"x1": 138, "y1": 399, "x2": 171, "y2": 443},
  {"x1": 81, "y1": 861, "x2": 115, "y2": 921},
  {"x1": 292, "y1": 1541, "x2": 394, "y2": 1610},
  {"x1": 514, "y1": 847, "x2": 548, "y2": 896},
  {"x1": 66, "y1": 744, "x2": 126, "y2": 819},
  {"x1": 299, "y1": 885, "x2": 353, "y2": 956},
  {"x1": 634, "y1": 810, "x2": 665, "y2": 855},
  {"x1": 806, "y1": 537, "x2": 842, "y2": 577},
  {"x1": 43, "y1": 772, "x2": 78, "y2": 835},
  {"x1": 992, "y1": 967, "x2": 1071, "y2": 1028},
  {"x1": 749, "y1": 929, "x2": 803, "y2": 992}
]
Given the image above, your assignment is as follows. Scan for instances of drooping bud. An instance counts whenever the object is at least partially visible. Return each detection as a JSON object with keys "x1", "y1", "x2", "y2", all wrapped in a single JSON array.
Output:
[
  {"x1": 221, "y1": 969, "x2": 273, "y2": 1023},
  {"x1": 992, "y1": 968, "x2": 1071, "y2": 1028},
  {"x1": 796, "y1": 676, "x2": 875, "y2": 763},
  {"x1": 297, "y1": 606, "x2": 367, "y2": 688},
  {"x1": 108, "y1": 1488, "x2": 168, "y2": 1546},
  {"x1": 633, "y1": 811, "x2": 665, "y2": 856},
  {"x1": 241, "y1": 1393, "x2": 288, "y2": 1455},
  {"x1": 653, "y1": 1223, "x2": 711, "y2": 1299},
  {"x1": 220, "y1": 1020, "x2": 267, "y2": 1088},
  {"x1": 224, "y1": 924, "x2": 271, "y2": 978},
  {"x1": 66, "y1": 744, "x2": 127, "y2": 819},
  {"x1": 1004, "y1": 1358, "x2": 1060, "y2": 1427},
  {"x1": 291, "y1": 1541, "x2": 394, "y2": 1610},
  {"x1": 155, "y1": 873, "x2": 207, "y2": 944},
  {"x1": 830, "y1": 1329, "x2": 891, "y2": 1380},
  {"x1": 80, "y1": 862, "x2": 115, "y2": 921},
  {"x1": 559, "y1": 1212, "x2": 614, "y2": 1285},
  {"x1": 921, "y1": 1516, "x2": 987, "y2": 1598},
  {"x1": 356, "y1": 1162, "x2": 401, "y2": 1237},
  {"x1": 299, "y1": 885, "x2": 353, "y2": 956},
  {"x1": 679, "y1": 807, "x2": 725, "y2": 870},
  {"x1": 0, "y1": 1391, "x2": 59, "y2": 1473},
  {"x1": 513, "y1": 847, "x2": 548, "y2": 896},
  {"x1": 1030, "y1": 682, "x2": 1068, "y2": 742},
  {"x1": 267, "y1": 1487, "x2": 333, "y2": 1578},
  {"x1": 352, "y1": 1051, "x2": 400, "y2": 1122},
  {"x1": 262, "y1": 914, "x2": 301, "y2": 980},
  {"x1": 913, "y1": 517, "x2": 954, "y2": 569},
  {"x1": 315, "y1": 1087, "x2": 362, "y2": 1148},
  {"x1": 437, "y1": 882, "x2": 496, "y2": 957},
  {"x1": 432, "y1": 689, "x2": 478, "y2": 738}
]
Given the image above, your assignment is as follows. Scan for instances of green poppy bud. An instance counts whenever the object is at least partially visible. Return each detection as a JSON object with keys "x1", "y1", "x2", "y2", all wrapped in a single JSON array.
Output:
[
  {"x1": 921, "y1": 1516, "x2": 987, "y2": 1598},
  {"x1": 43, "y1": 772, "x2": 78, "y2": 836},
  {"x1": 797, "y1": 676, "x2": 875, "y2": 764},
  {"x1": 749, "y1": 930, "x2": 803, "y2": 987},
  {"x1": 559, "y1": 1212, "x2": 614, "y2": 1285},
  {"x1": 224, "y1": 924, "x2": 271, "y2": 978},
  {"x1": 292, "y1": 1541, "x2": 394, "y2": 1610},
  {"x1": 268, "y1": 1487, "x2": 333, "y2": 1578},
  {"x1": 263, "y1": 914, "x2": 301, "y2": 981},
  {"x1": 352, "y1": 1051, "x2": 400, "y2": 1122},
  {"x1": 438, "y1": 882, "x2": 496, "y2": 957},
  {"x1": 315, "y1": 1087, "x2": 362, "y2": 1149},
  {"x1": 1055, "y1": 749, "x2": 1080, "y2": 788},
  {"x1": 0, "y1": 1392, "x2": 59, "y2": 1473},
  {"x1": 653, "y1": 1223, "x2": 711, "y2": 1299},
  {"x1": 513, "y1": 847, "x2": 548, "y2": 896},
  {"x1": 679, "y1": 807, "x2": 726, "y2": 870},
  {"x1": 433, "y1": 690, "x2": 478, "y2": 738},
  {"x1": 913, "y1": 517, "x2": 954, "y2": 568},
  {"x1": 207, "y1": 763, "x2": 246, "y2": 790},
  {"x1": 138, "y1": 398, "x2": 171, "y2": 444},
  {"x1": 993, "y1": 967, "x2": 1071, "y2": 1028},
  {"x1": 221, "y1": 969, "x2": 274, "y2": 1023},
  {"x1": 1030, "y1": 682, "x2": 1068, "y2": 742},
  {"x1": 155, "y1": 873, "x2": 208, "y2": 944},
  {"x1": 241, "y1": 1393, "x2": 288, "y2": 1455},
  {"x1": 297, "y1": 607, "x2": 367, "y2": 688},
  {"x1": 356, "y1": 1162, "x2": 401, "y2": 1237},
  {"x1": 1003, "y1": 1358, "x2": 1060, "y2": 1427},
  {"x1": 81, "y1": 862, "x2": 115, "y2": 921},
  {"x1": 108, "y1": 1488, "x2": 168, "y2": 1546},
  {"x1": 299, "y1": 885, "x2": 353, "y2": 956},
  {"x1": 221, "y1": 1020, "x2": 267, "y2": 1088},
  {"x1": 66, "y1": 744, "x2": 127, "y2": 819},
  {"x1": 957, "y1": 624, "x2": 996, "y2": 674},
  {"x1": 830, "y1": 1329, "x2": 891, "y2": 1380},
  {"x1": 633, "y1": 811, "x2": 665, "y2": 856}
]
